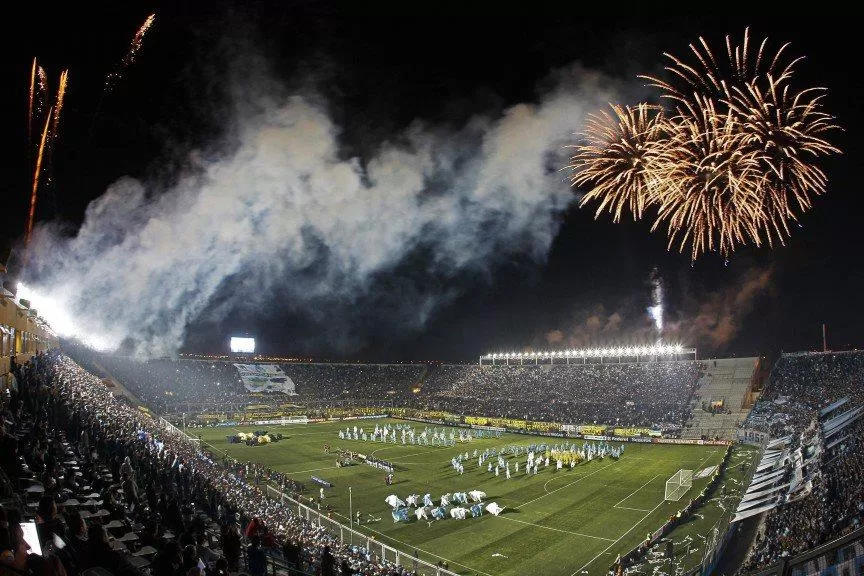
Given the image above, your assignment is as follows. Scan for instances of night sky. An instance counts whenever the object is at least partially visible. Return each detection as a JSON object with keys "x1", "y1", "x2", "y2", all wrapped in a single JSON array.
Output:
[{"x1": 5, "y1": 2, "x2": 862, "y2": 361}]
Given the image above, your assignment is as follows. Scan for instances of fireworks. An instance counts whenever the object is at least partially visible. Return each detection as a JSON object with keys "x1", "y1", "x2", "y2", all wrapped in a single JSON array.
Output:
[
  {"x1": 21, "y1": 13, "x2": 156, "y2": 255},
  {"x1": 23, "y1": 66, "x2": 69, "y2": 249},
  {"x1": 26, "y1": 107, "x2": 53, "y2": 247},
  {"x1": 28, "y1": 58, "x2": 37, "y2": 145},
  {"x1": 567, "y1": 103, "x2": 670, "y2": 222},
  {"x1": 105, "y1": 13, "x2": 156, "y2": 92},
  {"x1": 569, "y1": 29, "x2": 841, "y2": 259},
  {"x1": 51, "y1": 69, "x2": 68, "y2": 143}
]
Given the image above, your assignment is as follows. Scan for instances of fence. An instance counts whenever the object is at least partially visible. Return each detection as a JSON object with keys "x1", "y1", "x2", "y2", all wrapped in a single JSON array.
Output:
[
  {"x1": 159, "y1": 415, "x2": 200, "y2": 445},
  {"x1": 263, "y1": 484, "x2": 460, "y2": 576},
  {"x1": 695, "y1": 440, "x2": 763, "y2": 576}
]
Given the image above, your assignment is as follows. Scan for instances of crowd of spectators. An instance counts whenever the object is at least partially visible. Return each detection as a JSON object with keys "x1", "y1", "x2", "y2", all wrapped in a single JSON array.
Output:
[
  {"x1": 279, "y1": 364, "x2": 426, "y2": 405},
  {"x1": 741, "y1": 351, "x2": 864, "y2": 572},
  {"x1": 62, "y1": 347, "x2": 703, "y2": 430},
  {"x1": 2, "y1": 351, "x2": 426, "y2": 575},
  {"x1": 97, "y1": 357, "x2": 247, "y2": 415},
  {"x1": 419, "y1": 362, "x2": 702, "y2": 429}
]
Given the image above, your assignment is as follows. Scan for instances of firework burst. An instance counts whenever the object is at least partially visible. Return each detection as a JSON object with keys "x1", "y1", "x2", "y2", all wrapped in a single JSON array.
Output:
[
  {"x1": 729, "y1": 77, "x2": 841, "y2": 246},
  {"x1": 569, "y1": 29, "x2": 841, "y2": 259},
  {"x1": 569, "y1": 103, "x2": 672, "y2": 222},
  {"x1": 651, "y1": 104, "x2": 766, "y2": 258}
]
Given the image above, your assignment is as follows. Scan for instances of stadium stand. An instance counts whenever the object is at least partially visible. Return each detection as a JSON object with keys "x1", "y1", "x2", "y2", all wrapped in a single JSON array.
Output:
[
  {"x1": 97, "y1": 356, "x2": 247, "y2": 414},
  {"x1": 280, "y1": 362, "x2": 427, "y2": 404},
  {"x1": 72, "y1": 352, "x2": 705, "y2": 431},
  {"x1": 686, "y1": 357, "x2": 760, "y2": 440},
  {"x1": 419, "y1": 362, "x2": 703, "y2": 430},
  {"x1": 3, "y1": 350, "x2": 428, "y2": 576},
  {"x1": 738, "y1": 351, "x2": 864, "y2": 573},
  {"x1": 18, "y1": 341, "x2": 864, "y2": 575}
]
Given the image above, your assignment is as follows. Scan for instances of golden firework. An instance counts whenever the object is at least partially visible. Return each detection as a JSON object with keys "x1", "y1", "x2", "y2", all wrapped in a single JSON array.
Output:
[
  {"x1": 569, "y1": 103, "x2": 671, "y2": 222},
  {"x1": 570, "y1": 29, "x2": 840, "y2": 259},
  {"x1": 26, "y1": 106, "x2": 53, "y2": 247},
  {"x1": 28, "y1": 58, "x2": 37, "y2": 145},
  {"x1": 651, "y1": 103, "x2": 766, "y2": 259},
  {"x1": 729, "y1": 76, "x2": 841, "y2": 247},
  {"x1": 106, "y1": 13, "x2": 157, "y2": 91},
  {"x1": 51, "y1": 69, "x2": 69, "y2": 143}
]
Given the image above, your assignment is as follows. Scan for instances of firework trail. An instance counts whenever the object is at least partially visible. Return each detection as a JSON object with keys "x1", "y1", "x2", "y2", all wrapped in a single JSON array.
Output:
[
  {"x1": 36, "y1": 66, "x2": 49, "y2": 116},
  {"x1": 26, "y1": 106, "x2": 53, "y2": 248},
  {"x1": 105, "y1": 13, "x2": 156, "y2": 93},
  {"x1": 28, "y1": 58, "x2": 37, "y2": 145},
  {"x1": 50, "y1": 69, "x2": 68, "y2": 144},
  {"x1": 569, "y1": 28, "x2": 840, "y2": 259},
  {"x1": 88, "y1": 13, "x2": 156, "y2": 149}
]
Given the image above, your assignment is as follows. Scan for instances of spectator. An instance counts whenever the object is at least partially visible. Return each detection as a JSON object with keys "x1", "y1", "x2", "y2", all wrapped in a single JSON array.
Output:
[{"x1": 246, "y1": 535, "x2": 266, "y2": 576}]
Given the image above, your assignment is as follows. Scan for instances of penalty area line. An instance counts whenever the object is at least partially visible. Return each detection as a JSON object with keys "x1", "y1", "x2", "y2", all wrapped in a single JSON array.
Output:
[
  {"x1": 496, "y1": 516, "x2": 615, "y2": 542},
  {"x1": 613, "y1": 474, "x2": 660, "y2": 509},
  {"x1": 570, "y1": 499, "x2": 666, "y2": 576}
]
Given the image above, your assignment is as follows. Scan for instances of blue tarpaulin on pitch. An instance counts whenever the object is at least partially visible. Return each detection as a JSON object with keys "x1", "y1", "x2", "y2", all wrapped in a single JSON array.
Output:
[{"x1": 311, "y1": 476, "x2": 333, "y2": 488}]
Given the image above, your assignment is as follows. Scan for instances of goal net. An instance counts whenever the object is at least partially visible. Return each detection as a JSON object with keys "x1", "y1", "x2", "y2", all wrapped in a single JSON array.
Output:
[{"x1": 665, "y1": 469, "x2": 693, "y2": 501}]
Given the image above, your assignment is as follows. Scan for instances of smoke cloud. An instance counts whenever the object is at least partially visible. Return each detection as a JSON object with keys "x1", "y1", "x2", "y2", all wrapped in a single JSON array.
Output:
[
  {"x1": 542, "y1": 266, "x2": 773, "y2": 354},
  {"x1": 673, "y1": 266, "x2": 774, "y2": 349},
  {"x1": 25, "y1": 61, "x2": 618, "y2": 357}
]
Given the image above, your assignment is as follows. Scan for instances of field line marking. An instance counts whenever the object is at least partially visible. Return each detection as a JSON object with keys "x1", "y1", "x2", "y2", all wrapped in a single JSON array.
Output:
[
  {"x1": 521, "y1": 461, "x2": 617, "y2": 508},
  {"x1": 324, "y1": 507, "x2": 496, "y2": 576},
  {"x1": 496, "y1": 516, "x2": 615, "y2": 542},
  {"x1": 614, "y1": 506, "x2": 651, "y2": 512},
  {"x1": 371, "y1": 447, "x2": 435, "y2": 459},
  {"x1": 569, "y1": 449, "x2": 723, "y2": 575},
  {"x1": 570, "y1": 499, "x2": 665, "y2": 576},
  {"x1": 284, "y1": 465, "x2": 341, "y2": 474},
  {"x1": 613, "y1": 474, "x2": 660, "y2": 509}
]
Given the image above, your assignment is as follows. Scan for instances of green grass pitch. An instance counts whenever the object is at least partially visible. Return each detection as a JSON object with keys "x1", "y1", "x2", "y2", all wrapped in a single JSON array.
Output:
[{"x1": 194, "y1": 419, "x2": 729, "y2": 576}]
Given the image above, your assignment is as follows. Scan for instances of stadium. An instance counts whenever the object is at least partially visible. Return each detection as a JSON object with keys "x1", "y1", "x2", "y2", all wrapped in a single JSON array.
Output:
[
  {"x1": 1, "y1": 298, "x2": 862, "y2": 576},
  {"x1": 3, "y1": 5, "x2": 862, "y2": 576}
]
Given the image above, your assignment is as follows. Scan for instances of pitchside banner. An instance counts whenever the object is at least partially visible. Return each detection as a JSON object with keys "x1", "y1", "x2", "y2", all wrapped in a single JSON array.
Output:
[{"x1": 233, "y1": 364, "x2": 297, "y2": 394}]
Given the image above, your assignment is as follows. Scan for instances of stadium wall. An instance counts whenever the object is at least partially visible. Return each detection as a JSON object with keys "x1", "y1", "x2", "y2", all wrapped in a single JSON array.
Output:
[
  {"x1": 183, "y1": 404, "x2": 732, "y2": 447},
  {"x1": 395, "y1": 414, "x2": 731, "y2": 446},
  {"x1": 0, "y1": 289, "x2": 58, "y2": 389}
]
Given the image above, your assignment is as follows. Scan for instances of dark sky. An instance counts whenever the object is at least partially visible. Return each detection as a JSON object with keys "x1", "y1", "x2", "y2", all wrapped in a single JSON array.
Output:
[{"x1": 5, "y1": 2, "x2": 862, "y2": 361}]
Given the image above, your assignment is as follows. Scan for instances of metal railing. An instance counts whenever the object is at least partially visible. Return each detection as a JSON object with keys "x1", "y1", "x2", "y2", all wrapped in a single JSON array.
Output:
[
  {"x1": 695, "y1": 441, "x2": 763, "y2": 576},
  {"x1": 263, "y1": 484, "x2": 459, "y2": 576}
]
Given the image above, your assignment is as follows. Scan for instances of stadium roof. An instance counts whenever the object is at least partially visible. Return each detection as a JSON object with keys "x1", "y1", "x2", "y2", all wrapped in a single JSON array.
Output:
[{"x1": 480, "y1": 343, "x2": 694, "y2": 362}]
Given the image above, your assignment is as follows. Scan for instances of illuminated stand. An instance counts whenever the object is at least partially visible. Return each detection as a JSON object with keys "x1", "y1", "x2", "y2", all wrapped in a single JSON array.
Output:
[{"x1": 478, "y1": 344, "x2": 696, "y2": 365}]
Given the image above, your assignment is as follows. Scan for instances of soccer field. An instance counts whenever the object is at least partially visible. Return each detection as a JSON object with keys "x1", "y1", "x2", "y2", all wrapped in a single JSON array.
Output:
[{"x1": 195, "y1": 419, "x2": 728, "y2": 576}]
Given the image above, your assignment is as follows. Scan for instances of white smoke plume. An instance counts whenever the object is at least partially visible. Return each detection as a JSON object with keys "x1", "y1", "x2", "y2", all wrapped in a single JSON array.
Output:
[
  {"x1": 24, "y1": 62, "x2": 618, "y2": 357},
  {"x1": 647, "y1": 266, "x2": 664, "y2": 337}
]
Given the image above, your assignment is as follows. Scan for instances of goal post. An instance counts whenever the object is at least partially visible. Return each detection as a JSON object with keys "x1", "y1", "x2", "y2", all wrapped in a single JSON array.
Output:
[{"x1": 665, "y1": 469, "x2": 693, "y2": 501}]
